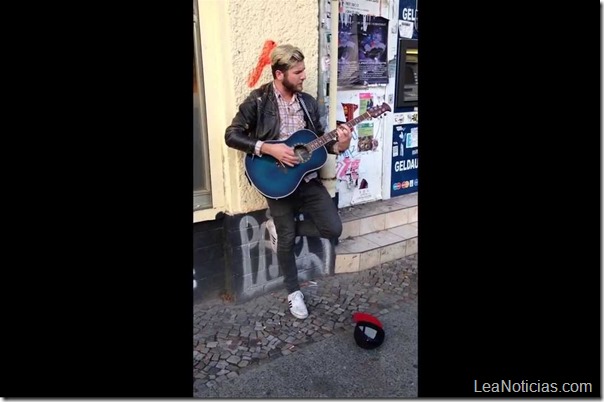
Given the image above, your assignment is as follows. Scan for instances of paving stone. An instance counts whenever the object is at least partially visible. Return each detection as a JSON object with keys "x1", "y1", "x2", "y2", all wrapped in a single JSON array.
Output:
[
  {"x1": 193, "y1": 371, "x2": 207, "y2": 380},
  {"x1": 196, "y1": 346, "x2": 209, "y2": 354},
  {"x1": 321, "y1": 323, "x2": 335, "y2": 331},
  {"x1": 226, "y1": 355, "x2": 241, "y2": 364}
]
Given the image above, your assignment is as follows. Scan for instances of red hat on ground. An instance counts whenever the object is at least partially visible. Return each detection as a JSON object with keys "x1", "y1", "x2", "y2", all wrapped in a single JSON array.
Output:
[{"x1": 352, "y1": 312, "x2": 385, "y2": 349}]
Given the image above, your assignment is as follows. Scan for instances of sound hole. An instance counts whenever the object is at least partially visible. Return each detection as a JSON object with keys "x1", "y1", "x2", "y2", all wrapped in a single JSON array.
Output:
[{"x1": 293, "y1": 144, "x2": 311, "y2": 163}]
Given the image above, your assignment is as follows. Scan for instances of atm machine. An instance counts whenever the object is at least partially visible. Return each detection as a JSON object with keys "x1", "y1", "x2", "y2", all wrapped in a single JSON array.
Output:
[{"x1": 391, "y1": 34, "x2": 419, "y2": 197}]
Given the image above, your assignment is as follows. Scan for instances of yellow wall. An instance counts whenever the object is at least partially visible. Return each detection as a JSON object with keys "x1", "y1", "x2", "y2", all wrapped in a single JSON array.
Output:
[{"x1": 194, "y1": 0, "x2": 320, "y2": 223}]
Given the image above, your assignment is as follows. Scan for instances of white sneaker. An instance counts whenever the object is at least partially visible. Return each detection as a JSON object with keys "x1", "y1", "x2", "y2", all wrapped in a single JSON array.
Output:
[
  {"x1": 266, "y1": 218, "x2": 278, "y2": 253},
  {"x1": 287, "y1": 290, "x2": 309, "y2": 319}
]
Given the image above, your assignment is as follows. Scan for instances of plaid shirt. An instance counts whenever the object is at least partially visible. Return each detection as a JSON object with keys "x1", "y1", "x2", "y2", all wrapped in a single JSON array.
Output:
[
  {"x1": 273, "y1": 83, "x2": 306, "y2": 139},
  {"x1": 273, "y1": 83, "x2": 317, "y2": 181}
]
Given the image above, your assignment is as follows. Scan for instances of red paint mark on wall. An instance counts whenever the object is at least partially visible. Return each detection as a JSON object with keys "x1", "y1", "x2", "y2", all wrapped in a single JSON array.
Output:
[{"x1": 247, "y1": 40, "x2": 277, "y2": 88}]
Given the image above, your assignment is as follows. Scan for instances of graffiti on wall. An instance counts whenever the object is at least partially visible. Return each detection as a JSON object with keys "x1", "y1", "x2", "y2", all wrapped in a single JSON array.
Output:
[
  {"x1": 247, "y1": 40, "x2": 277, "y2": 88},
  {"x1": 193, "y1": 208, "x2": 336, "y2": 304},
  {"x1": 234, "y1": 211, "x2": 334, "y2": 301}
]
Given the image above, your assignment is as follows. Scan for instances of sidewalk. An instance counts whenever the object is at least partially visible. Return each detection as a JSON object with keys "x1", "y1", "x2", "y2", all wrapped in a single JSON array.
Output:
[{"x1": 193, "y1": 254, "x2": 418, "y2": 397}]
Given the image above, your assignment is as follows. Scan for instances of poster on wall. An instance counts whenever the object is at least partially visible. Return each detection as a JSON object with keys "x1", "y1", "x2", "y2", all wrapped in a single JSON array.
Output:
[
  {"x1": 356, "y1": 122, "x2": 376, "y2": 152},
  {"x1": 336, "y1": 152, "x2": 383, "y2": 206},
  {"x1": 391, "y1": 117, "x2": 418, "y2": 197},
  {"x1": 338, "y1": 15, "x2": 389, "y2": 86},
  {"x1": 359, "y1": 92, "x2": 374, "y2": 112},
  {"x1": 336, "y1": 90, "x2": 387, "y2": 207},
  {"x1": 340, "y1": 0, "x2": 389, "y2": 17}
]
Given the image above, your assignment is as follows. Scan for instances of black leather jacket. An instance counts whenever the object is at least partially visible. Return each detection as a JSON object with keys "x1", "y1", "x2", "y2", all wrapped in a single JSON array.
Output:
[{"x1": 225, "y1": 82, "x2": 337, "y2": 155}]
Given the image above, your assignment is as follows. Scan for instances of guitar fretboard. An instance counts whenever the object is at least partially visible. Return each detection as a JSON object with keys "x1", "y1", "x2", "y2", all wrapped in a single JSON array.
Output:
[{"x1": 307, "y1": 112, "x2": 373, "y2": 152}]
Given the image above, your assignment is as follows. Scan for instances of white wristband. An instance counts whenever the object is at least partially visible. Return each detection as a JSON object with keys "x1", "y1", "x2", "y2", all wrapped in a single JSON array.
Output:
[{"x1": 255, "y1": 140, "x2": 264, "y2": 157}]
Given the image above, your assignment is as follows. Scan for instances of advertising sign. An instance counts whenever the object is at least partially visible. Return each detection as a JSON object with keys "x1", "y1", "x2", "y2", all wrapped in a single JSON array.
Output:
[
  {"x1": 398, "y1": 0, "x2": 418, "y2": 40},
  {"x1": 391, "y1": 118, "x2": 418, "y2": 197}
]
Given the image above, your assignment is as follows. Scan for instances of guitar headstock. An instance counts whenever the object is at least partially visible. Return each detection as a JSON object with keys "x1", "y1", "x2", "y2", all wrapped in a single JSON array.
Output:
[{"x1": 367, "y1": 103, "x2": 392, "y2": 119}]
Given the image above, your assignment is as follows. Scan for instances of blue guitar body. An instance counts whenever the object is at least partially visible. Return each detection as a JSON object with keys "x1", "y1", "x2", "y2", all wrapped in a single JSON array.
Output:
[{"x1": 244, "y1": 129, "x2": 328, "y2": 200}]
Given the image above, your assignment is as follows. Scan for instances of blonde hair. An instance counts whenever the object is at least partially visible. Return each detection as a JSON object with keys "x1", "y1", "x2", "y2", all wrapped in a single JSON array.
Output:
[{"x1": 270, "y1": 44, "x2": 305, "y2": 78}]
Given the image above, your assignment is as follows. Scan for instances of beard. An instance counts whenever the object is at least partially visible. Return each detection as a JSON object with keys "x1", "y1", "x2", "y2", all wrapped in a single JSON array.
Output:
[{"x1": 282, "y1": 75, "x2": 302, "y2": 93}]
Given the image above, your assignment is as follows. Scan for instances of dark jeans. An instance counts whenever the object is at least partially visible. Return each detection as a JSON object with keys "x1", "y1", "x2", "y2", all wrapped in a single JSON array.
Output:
[{"x1": 266, "y1": 178, "x2": 342, "y2": 294}]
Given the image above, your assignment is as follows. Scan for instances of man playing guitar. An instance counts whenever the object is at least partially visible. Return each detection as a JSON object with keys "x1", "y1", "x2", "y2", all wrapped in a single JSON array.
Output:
[{"x1": 225, "y1": 44, "x2": 352, "y2": 319}]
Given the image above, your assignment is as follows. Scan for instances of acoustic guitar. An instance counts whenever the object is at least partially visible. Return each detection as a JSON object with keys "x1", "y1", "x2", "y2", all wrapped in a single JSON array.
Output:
[{"x1": 244, "y1": 102, "x2": 391, "y2": 199}]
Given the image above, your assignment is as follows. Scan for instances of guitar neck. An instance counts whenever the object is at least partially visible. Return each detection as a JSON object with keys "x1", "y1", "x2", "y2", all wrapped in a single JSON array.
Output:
[{"x1": 307, "y1": 112, "x2": 373, "y2": 152}]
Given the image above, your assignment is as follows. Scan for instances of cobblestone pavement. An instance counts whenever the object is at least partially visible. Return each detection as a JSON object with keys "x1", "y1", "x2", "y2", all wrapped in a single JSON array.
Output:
[{"x1": 193, "y1": 254, "x2": 418, "y2": 392}]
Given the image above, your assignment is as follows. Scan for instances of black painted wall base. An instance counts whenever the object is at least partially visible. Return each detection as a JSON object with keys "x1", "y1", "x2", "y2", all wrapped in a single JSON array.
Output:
[{"x1": 193, "y1": 208, "x2": 335, "y2": 304}]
